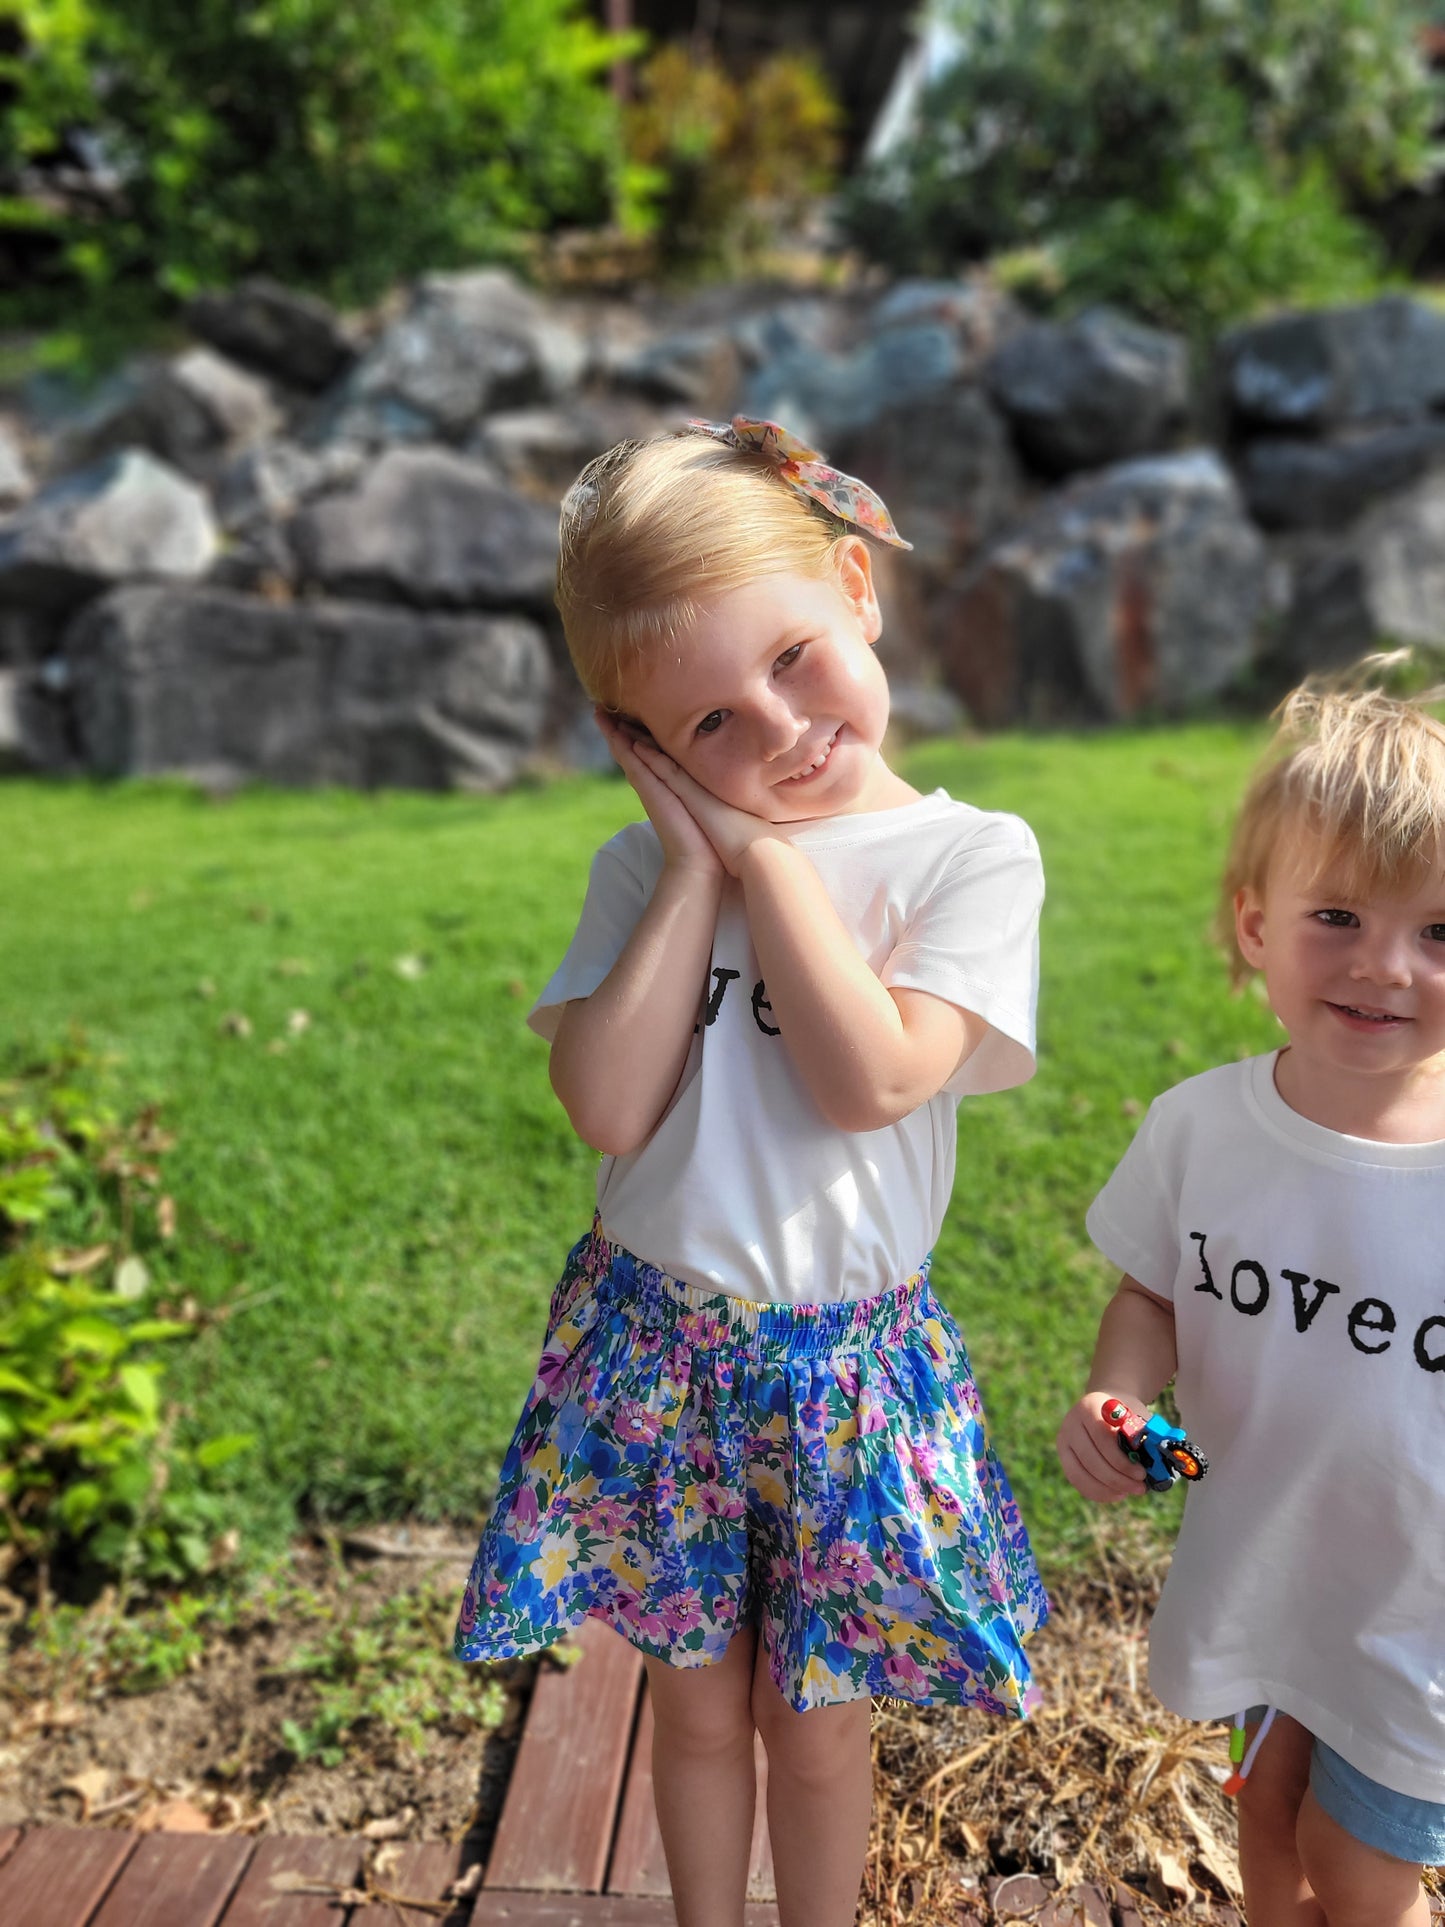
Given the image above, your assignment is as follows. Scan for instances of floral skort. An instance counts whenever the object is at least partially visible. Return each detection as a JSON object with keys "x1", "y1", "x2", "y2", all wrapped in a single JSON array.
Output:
[{"x1": 453, "y1": 1221, "x2": 1048, "y2": 1714}]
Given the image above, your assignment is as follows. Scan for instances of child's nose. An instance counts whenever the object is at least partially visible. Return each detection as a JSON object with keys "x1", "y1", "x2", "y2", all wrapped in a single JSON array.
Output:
[
  {"x1": 1352, "y1": 932, "x2": 1412, "y2": 985},
  {"x1": 756, "y1": 694, "x2": 808, "y2": 759}
]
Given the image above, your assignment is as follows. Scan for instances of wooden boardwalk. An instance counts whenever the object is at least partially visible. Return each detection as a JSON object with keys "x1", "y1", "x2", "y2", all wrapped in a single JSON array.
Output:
[{"x1": 0, "y1": 1621, "x2": 780, "y2": 1926}]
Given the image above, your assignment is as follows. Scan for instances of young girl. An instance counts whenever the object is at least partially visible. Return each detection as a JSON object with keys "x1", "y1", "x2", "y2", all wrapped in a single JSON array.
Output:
[
  {"x1": 453, "y1": 418, "x2": 1048, "y2": 1927},
  {"x1": 1057, "y1": 673, "x2": 1445, "y2": 1927}
]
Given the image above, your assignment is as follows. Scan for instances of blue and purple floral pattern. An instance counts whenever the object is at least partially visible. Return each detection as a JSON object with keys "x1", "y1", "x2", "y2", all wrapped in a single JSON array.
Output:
[{"x1": 454, "y1": 1222, "x2": 1048, "y2": 1714}]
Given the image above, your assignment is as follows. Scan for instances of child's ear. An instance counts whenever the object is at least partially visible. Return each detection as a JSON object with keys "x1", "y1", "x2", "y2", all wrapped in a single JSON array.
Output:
[
  {"x1": 1234, "y1": 886, "x2": 1267, "y2": 970},
  {"x1": 834, "y1": 538, "x2": 882, "y2": 645}
]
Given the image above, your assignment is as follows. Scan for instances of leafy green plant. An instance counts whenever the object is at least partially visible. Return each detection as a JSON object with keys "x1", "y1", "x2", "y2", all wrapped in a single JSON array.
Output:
[
  {"x1": 280, "y1": 1574, "x2": 507, "y2": 1760},
  {"x1": 0, "y1": 0, "x2": 642, "y2": 318},
  {"x1": 0, "y1": 1041, "x2": 252, "y2": 1599},
  {"x1": 842, "y1": 0, "x2": 1435, "y2": 334},
  {"x1": 625, "y1": 45, "x2": 841, "y2": 275}
]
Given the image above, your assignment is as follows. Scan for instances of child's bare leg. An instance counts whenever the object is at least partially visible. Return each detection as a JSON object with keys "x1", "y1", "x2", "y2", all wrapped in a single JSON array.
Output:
[
  {"x1": 1296, "y1": 1788, "x2": 1430, "y2": 1927},
  {"x1": 749, "y1": 1637, "x2": 873, "y2": 1927},
  {"x1": 1236, "y1": 1714, "x2": 1325, "y2": 1926},
  {"x1": 645, "y1": 1629, "x2": 759, "y2": 1927}
]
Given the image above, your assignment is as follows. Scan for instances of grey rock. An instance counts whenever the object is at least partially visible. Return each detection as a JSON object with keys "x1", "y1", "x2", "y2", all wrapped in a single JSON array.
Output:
[
  {"x1": 1275, "y1": 469, "x2": 1445, "y2": 676},
  {"x1": 0, "y1": 668, "x2": 22, "y2": 769},
  {"x1": 48, "y1": 349, "x2": 278, "y2": 479},
  {"x1": 607, "y1": 328, "x2": 743, "y2": 412},
  {"x1": 0, "y1": 450, "x2": 218, "y2": 613},
  {"x1": 833, "y1": 383, "x2": 1021, "y2": 577},
  {"x1": 474, "y1": 399, "x2": 668, "y2": 496},
  {"x1": 0, "y1": 608, "x2": 58, "y2": 666},
  {"x1": 64, "y1": 586, "x2": 551, "y2": 789},
  {"x1": 187, "y1": 277, "x2": 357, "y2": 390},
  {"x1": 936, "y1": 450, "x2": 1267, "y2": 725},
  {"x1": 291, "y1": 446, "x2": 557, "y2": 610},
  {"x1": 205, "y1": 523, "x2": 297, "y2": 594},
  {"x1": 1239, "y1": 420, "x2": 1445, "y2": 529},
  {"x1": 742, "y1": 322, "x2": 966, "y2": 448},
  {"x1": 0, "y1": 426, "x2": 33, "y2": 507},
  {"x1": 322, "y1": 269, "x2": 586, "y2": 444},
  {"x1": 730, "y1": 300, "x2": 840, "y2": 370},
  {"x1": 1219, "y1": 296, "x2": 1445, "y2": 433},
  {"x1": 985, "y1": 308, "x2": 1189, "y2": 478},
  {"x1": 868, "y1": 278, "x2": 1021, "y2": 361},
  {"x1": 213, "y1": 438, "x2": 365, "y2": 534}
]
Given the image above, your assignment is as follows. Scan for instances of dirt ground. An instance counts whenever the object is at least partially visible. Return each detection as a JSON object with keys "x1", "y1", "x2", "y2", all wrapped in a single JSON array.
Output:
[{"x1": 2, "y1": 1528, "x2": 1441, "y2": 1926}]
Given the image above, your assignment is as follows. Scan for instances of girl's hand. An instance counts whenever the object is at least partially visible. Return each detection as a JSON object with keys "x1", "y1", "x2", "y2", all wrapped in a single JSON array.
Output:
[
  {"x1": 595, "y1": 711, "x2": 722, "y2": 877},
  {"x1": 1055, "y1": 1393, "x2": 1149, "y2": 1503},
  {"x1": 626, "y1": 736, "x2": 781, "y2": 877}
]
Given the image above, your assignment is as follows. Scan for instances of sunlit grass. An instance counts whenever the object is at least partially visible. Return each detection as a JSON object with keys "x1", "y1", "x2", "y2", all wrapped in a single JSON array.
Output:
[{"x1": 0, "y1": 724, "x2": 1280, "y2": 1573}]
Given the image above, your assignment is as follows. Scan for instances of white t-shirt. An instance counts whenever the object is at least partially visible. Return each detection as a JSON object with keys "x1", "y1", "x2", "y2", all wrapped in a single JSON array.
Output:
[
  {"x1": 1087, "y1": 1053, "x2": 1445, "y2": 1801},
  {"x1": 529, "y1": 789, "x2": 1042, "y2": 1304}
]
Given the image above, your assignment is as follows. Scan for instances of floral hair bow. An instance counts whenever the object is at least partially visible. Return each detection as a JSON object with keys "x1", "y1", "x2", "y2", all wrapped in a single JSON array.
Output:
[{"x1": 686, "y1": 415, "x2": 913, "y2": 550}]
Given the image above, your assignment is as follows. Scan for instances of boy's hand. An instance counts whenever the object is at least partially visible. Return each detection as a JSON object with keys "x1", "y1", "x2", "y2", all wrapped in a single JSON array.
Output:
[
  {"x1": 1056, "y1": 1392, "x2": 1150, "y2": 1502},
  {"x1": 595, "y1": 711, "x2": 723, "y2": 878},
  {"x1": 625, "y1": 734, "x2": 782, "y2": 877}
]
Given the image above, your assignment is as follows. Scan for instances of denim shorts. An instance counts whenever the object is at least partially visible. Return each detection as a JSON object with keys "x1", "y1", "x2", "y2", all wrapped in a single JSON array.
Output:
[
  {"x1": 1245, "y1": 1707, "x2": 1445, "y2": 1865},
  {"x1": 454, "y1": 1219, "x2": 1049, "y2": 1712}
]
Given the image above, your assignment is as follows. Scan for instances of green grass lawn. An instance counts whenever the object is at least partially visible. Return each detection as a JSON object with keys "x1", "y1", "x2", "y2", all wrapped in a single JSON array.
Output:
[{"x1": 0, "y1": 725, "x2": 1282, "y2": 1576}]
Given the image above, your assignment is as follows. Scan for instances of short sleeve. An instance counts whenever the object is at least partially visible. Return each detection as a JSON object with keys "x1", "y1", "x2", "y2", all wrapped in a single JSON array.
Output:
[
  {"x1": 526, "y1": 822, "x2": 664, "y2": 1044},
  {"x1": 1085, "y1": 1100, "x2": 1183, "y2": 1299},
  {"x1": 880, "y1": 814, "x2": 1043, "y2": 1096}
]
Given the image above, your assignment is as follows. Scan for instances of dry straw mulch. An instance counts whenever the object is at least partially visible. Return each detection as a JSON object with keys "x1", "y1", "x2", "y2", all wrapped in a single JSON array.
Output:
[{"x1": 861, "y1": 1525, "x2": 1443, "y2": 1926}]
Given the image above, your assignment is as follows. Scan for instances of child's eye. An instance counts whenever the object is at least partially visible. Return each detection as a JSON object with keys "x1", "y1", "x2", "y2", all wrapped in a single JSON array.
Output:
[
  {"x1": 775, "y1": 644, "x2": 804, "y2": 670},
  {"x1": 696, "y1": 710, "x2": 726, "y2": 737},
  {"x1": 1425, "y1": 923, "x2": 1445, "y2": 944},
  {"x1": 1313, "y1": 908, "x2": 1357, "y2": 928}
]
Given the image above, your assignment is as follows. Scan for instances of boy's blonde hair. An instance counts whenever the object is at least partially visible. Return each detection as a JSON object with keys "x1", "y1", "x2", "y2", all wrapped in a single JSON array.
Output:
[
  {"x1": 556, "y1": 433, "x2": 852, "y2": 710},
  {"x1": 1220, "y1": 657, "x2": 1445, "y2": 981}
]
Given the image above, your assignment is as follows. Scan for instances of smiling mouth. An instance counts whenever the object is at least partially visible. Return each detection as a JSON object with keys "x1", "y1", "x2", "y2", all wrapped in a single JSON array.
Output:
[
  {"x1": 781, "y1": 729, "x2": 839, "y2": 783},
  {"x1": 1329, "y1": 1002, "x2": 1407, "y2": 1026}
]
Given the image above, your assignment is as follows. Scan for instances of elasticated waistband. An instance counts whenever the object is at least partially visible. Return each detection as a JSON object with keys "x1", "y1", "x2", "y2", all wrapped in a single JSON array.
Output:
[{"x1": 577, "y1": 1217, "x2": 932, "y2": 1363}]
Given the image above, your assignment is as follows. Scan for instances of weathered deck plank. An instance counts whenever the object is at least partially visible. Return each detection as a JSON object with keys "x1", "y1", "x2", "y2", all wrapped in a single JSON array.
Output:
[
  {"x1": 216, "y1": 1834, "x2": 365, "y2": 1927},
  {"x1": 88, "y1": 1831, "x2": 254, "y2": 1927},
  {"x1": 350, "y1": 1839, "x2": 473, "y2": 1925},
  {"x1": 483, "y1": 1620, "x2": 643, "y2": 1895},
  {"x1": 0, "y1": 1824, "x2": 137, "y2": 1925}
]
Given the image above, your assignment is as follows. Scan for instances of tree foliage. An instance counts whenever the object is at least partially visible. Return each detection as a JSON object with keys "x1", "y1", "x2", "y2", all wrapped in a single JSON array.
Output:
[
  {"x1": 625, "y1": 45, "x2": 841, "y2": 276},
  {"x1": 843, "y1": 0, "x2": 1439, "y2": 333},
  {"x1": 0, "y1": 0, "x2": 641, "y2": 311}
]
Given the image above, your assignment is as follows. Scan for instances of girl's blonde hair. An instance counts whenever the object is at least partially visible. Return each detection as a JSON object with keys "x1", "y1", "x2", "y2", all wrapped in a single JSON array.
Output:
[
  {"x1": 1219, "y1": 656, "x2": 1445, "y2": 981},
  {"x1": 556, "y1": 432, "x2": 853, "y2": 710}
]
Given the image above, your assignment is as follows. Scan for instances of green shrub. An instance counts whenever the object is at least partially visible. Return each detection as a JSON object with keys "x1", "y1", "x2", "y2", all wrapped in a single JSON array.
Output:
[
  {"x1": 0, "y1": 1041, "x2": 251, "y2": 1600},
  {"x1": 0, "y1": 0, "x2": 643, "y2": 317},
  {"x1": 625, "y1": 45, "x2": 841, "y2": 276},
  {"x1": 842, "y1": 0, "x2": 1435, "y2": 333}
]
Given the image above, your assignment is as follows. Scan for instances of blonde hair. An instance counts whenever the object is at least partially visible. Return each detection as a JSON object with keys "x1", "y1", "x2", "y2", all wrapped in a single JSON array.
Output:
[
  {"x1": 555, "y1": 432, "x2": 853, "y2": 709},
  {"x1": 1219, "y1": 656, "x2": 1445, "y2": 981}
]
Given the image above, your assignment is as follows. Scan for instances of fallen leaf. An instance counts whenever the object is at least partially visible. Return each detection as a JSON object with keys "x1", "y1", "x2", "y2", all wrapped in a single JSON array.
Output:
[
  {"x1": 61, "y1": 1766, "x2": 112, "y2": 1819},
  {"x1": 1155, "y1": 1848, "x2": 1193, "y2": 1899},
  {"x1": 134, "y1": 1798, "x2": 212, "y2": 1833},
  {"x1": 394, "y1": 953, "x2": 428, "y2": 980},
  {"x1": 286, "y1": 1009, "x2": 311, "y2": 1034},
  {"x1": 1172, "y1": 1784, "x2": 1242, "y2": 1898},
  {"x1": 220, "y1": 1012, "x2": 253, "y2": 1039},
  {"x1": 445, "y1": 1864, "x2": 484, "y2": 1901},
  {"x1": 157, "y1": 1195, "x2": 176, "y2": 1239},
  {"x1": 362, "y1": 1809, "x2": 416, "y2": 1840}
]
